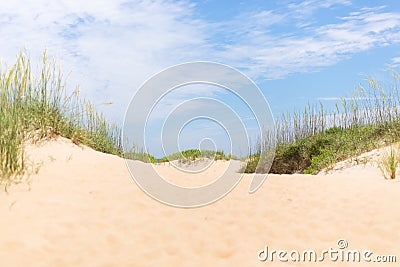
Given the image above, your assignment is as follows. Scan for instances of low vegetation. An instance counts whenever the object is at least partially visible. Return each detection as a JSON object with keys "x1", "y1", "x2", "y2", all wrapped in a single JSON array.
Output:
[
  {"x1": 124, "y1": 146, "x2": 157, "y2": 164},
  {"x1": 160, "y1": 149, "x2": 231, "y2": 163}
]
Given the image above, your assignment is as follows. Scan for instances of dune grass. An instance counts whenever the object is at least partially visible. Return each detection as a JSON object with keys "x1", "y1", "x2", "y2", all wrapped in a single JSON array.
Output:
[
  {"x1": 0, "y1": 51, "x2": 123, "y2": 184},
  {"x1": 378, "y1": 144, "x2": 400, "y2": 179},
  {"x1": 243, "y1": 69, "x2": 400, "y2": 174}
]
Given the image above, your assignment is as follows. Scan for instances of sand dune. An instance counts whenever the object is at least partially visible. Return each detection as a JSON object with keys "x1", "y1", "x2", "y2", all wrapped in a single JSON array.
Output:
[{"x1": 1, "y1": 137, "x2": 399, "y2": 266}]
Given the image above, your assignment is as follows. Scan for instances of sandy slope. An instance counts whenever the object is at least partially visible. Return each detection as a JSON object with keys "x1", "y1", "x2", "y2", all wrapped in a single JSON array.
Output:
[{"x1": 0, "y1": 137, "x2": 399, "y2": 266}]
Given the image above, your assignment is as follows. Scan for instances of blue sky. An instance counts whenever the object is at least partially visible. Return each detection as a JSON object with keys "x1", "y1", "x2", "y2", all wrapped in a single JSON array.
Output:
[{"x1": 1, "y1": 0, "x2": 400, "y2": 157}]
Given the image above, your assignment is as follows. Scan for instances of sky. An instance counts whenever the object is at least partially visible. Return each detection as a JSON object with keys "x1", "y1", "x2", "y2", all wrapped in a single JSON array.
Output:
[{"x1": 1, "y1": 0, "x2": 400, "y2": 157}]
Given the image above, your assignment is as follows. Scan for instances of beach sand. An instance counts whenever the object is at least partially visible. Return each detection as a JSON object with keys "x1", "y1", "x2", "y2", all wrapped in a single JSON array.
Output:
[{"x1": 0, "y1": 137, "x2": 399, "y2": 266}]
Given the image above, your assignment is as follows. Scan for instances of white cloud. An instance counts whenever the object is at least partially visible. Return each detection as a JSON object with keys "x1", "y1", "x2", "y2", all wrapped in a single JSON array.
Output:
[{"x1": 0, "y1": 0, "x2": 208, "y2": 122}]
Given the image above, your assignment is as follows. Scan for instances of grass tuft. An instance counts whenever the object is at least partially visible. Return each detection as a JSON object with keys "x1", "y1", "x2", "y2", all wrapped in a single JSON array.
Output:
[{"x1": 378, "y1": 145, "x2": 400, "y2": 179}]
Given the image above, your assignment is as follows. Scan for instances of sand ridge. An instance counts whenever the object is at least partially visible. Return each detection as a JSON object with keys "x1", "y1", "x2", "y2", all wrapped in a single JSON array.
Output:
[{"x1": 0, "y1": 137, "x2": 399, "y2": 266}]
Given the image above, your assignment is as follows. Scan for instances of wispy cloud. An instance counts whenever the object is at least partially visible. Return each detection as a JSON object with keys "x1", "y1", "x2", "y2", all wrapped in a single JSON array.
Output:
[
  {"x1": 215, "y1": 5, "x2": 400, "y2": 80},
  {"x1": 391, "y1": 56, "x2": 400, "y2": 68},
  {"x1": 287, "y1": 0, "x2": 351, "y2": 18}
]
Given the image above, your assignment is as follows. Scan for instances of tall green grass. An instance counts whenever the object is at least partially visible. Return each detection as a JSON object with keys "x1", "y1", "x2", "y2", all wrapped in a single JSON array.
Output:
[
  {"x1": 0, "y1": 51, "x2": 122, "y2": 184},
  {"x1": 244, "y1": 70, "x2": 400, "y2": 174}
]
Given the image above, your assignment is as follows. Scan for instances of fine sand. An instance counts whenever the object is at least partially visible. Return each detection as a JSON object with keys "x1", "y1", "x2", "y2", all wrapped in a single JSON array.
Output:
[{"x1": 0, "y1": 137, "x2": 399, "y2": 266}]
